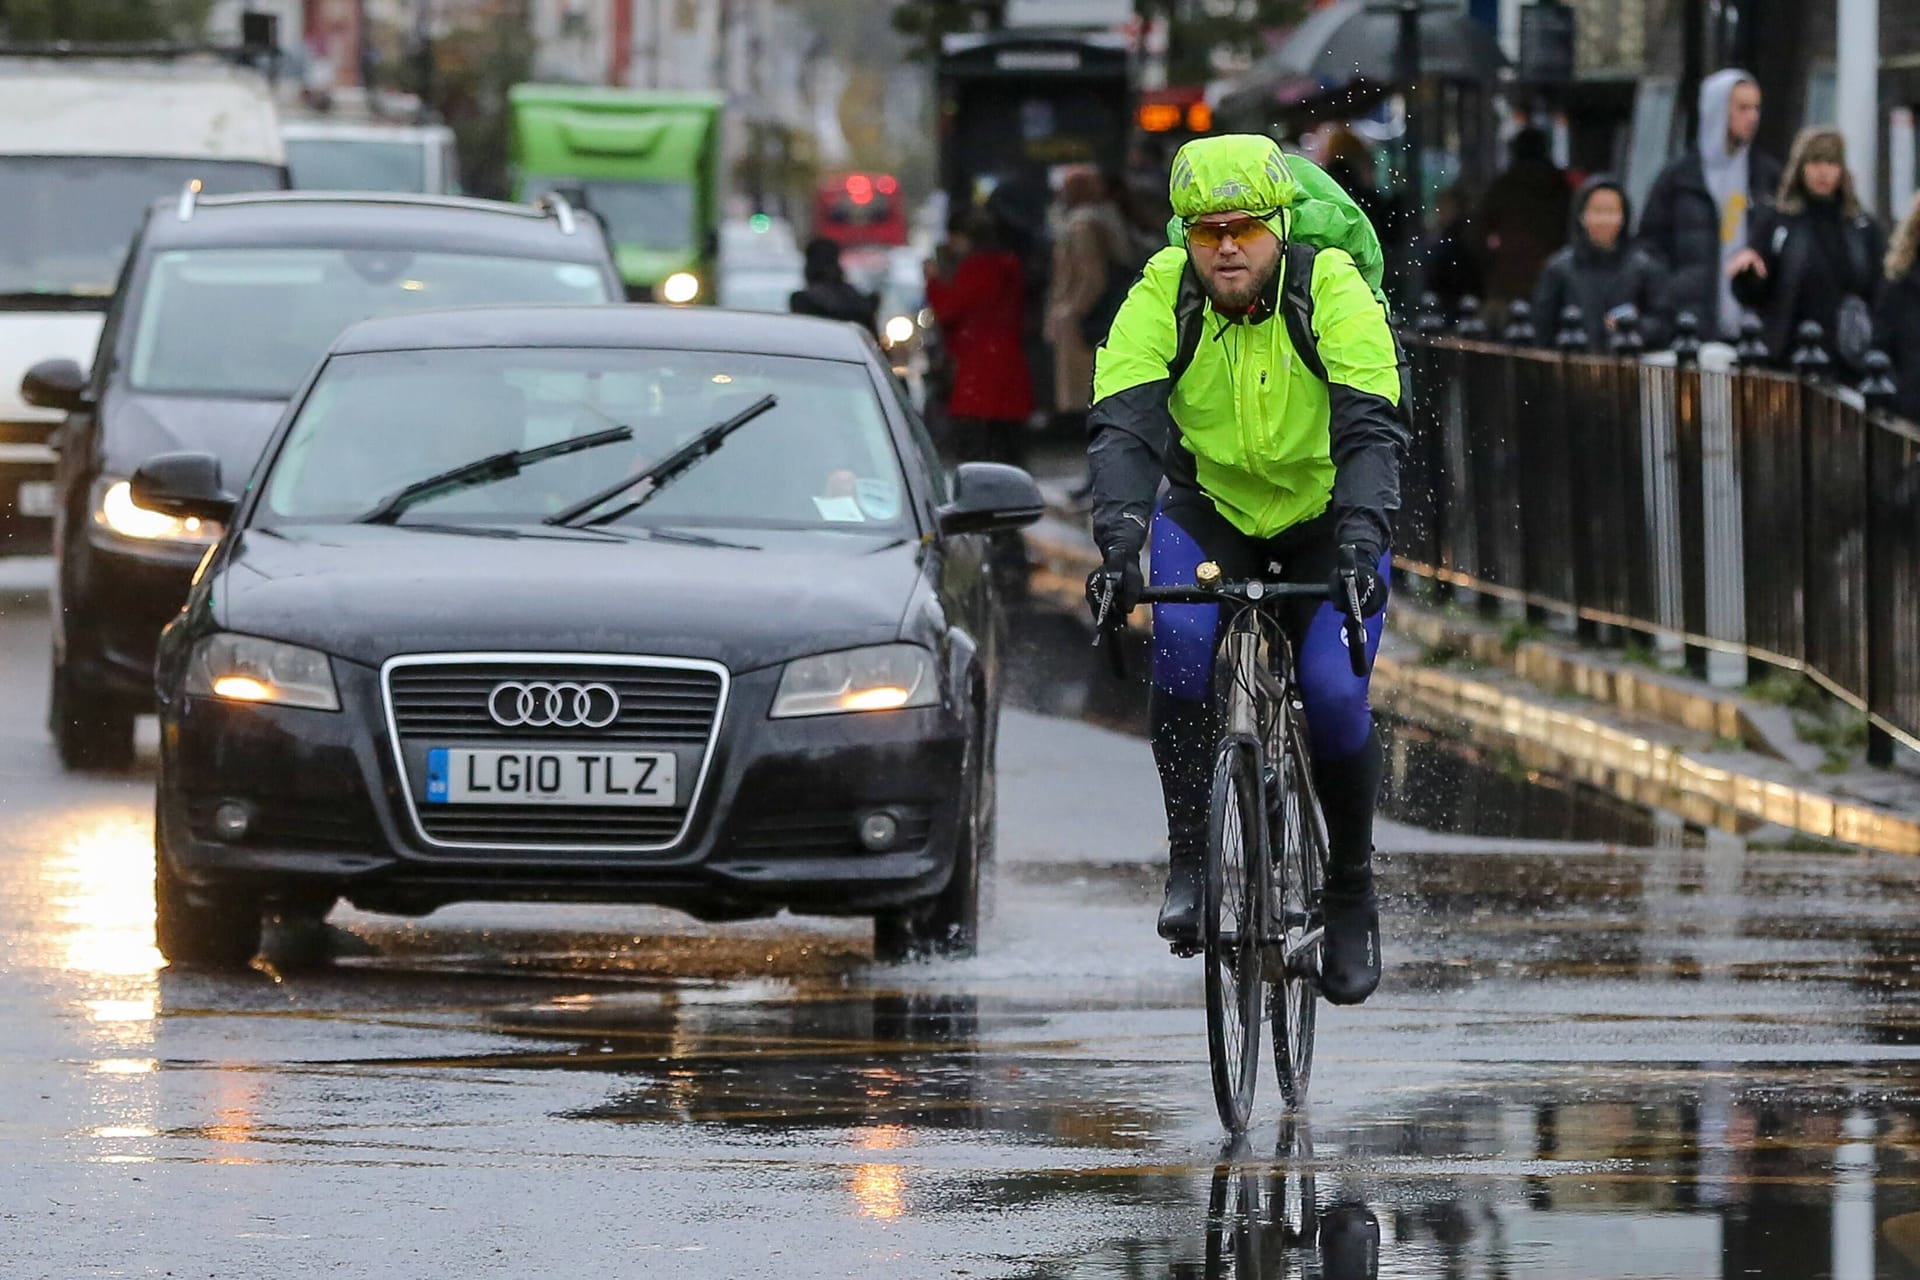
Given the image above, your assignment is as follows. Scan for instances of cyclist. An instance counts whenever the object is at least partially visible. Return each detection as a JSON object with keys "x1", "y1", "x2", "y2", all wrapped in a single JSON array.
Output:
[{"x1": 1083, "y1": 134, "x2": 1406, "y2": 1006}]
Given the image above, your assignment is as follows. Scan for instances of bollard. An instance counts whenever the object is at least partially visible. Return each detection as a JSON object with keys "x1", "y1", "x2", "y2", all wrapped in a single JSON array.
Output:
[
  {"x1": 1416, "y1": 291, "x2": 1447, "y2": 337},
  {"x1": 1455, "y1": 294, "x2": 1488, "y2": 339},
  {"x1": 1789, "y1": 319, "x2": 1830, "y2": 379},
  {"x1": 1609, "y1": 305, "x2": 1645, "y2": 355},
  {"x1": 1670, "y1": 311, "x2": 1702, "y2": 365},
  {"x1": 1734, "y1": 314, "x2": 1770, "y2": 365},
  {"x1": 1554, "y1": 304, "x2": 1587, "y2": 352},
  {"x1": 1859, "y1": 350, "x2": 1897, "y2": 411},
  {"x1": 1501, "y1": 298, "x2": 1536, "y2": 346}
]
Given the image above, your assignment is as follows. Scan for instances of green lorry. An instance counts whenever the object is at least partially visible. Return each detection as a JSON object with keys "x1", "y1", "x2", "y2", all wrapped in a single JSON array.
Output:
[{"x1": 509, "y1": 84, "x2": 722, "y2": 304}]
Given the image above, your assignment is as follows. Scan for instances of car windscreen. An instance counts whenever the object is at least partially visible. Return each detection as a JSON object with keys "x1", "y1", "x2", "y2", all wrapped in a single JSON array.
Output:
[
  {"x1": 259, "y1": 347, "x2": 911, "y2": 535},
  {"x1": 126, "y1": 248, "x2": 614, "y2": 398},
  {"x1": 523, "y1": 178, "x2": 693, "y2": 252},
  {"x1": 0, "y1": 156, "x2": 284, "y2": 299},
  {"x1": 284, "y1": 138, "x2": 428, "y2": 193}
]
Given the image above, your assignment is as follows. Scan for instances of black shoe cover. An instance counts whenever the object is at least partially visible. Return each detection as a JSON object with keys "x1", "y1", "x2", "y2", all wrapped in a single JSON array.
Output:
[
  {"x1": 1319, "y1": 1201, "x2": 1381, "y2": 1279},
  {"x1": 1320, "y1": 887, "x2": 1380, "y2": 1005},
  {"x1": 1157, "y1": 857, "x2": 1204, "y2": 945}
]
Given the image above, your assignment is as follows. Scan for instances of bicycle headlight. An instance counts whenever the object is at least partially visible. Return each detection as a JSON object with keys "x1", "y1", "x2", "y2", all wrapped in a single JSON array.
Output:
[
  {"x1": 770, "y1": 644, "x2": 937, "y2": 718},
  {"x1": 186, "y1": 634, "x2": 339, "y2": 711},
  {"x1": 93, "y1": 478, "x2": 223, "y2": 545}
]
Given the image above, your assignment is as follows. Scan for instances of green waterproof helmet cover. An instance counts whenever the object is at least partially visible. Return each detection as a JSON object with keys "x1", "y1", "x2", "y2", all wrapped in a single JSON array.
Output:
[{"x1": 1167, "y1": 133, "x2": 1387, "y2": 299}]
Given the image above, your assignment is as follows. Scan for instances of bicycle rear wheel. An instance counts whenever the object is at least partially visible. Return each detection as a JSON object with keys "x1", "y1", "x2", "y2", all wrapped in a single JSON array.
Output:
[
  {"x1": 1269, "y1": 709, "x2": 1324, "y2": 1108},
  {"x1": 1205, "y1": 740, "x2": 1265, "y2": 1133}
]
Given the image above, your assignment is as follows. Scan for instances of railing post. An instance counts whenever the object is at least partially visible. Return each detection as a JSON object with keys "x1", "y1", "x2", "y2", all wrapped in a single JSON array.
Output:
[
  {"x1": 1789, "y1": 320, "x2": 1832, "y2": 381},
  {"x1": 1455, "y1": 294, "x2": 1488, "y2": 339},
  {"x1": 1611, "y1": 306, "x2": 1646, "y2": 356},
  {"x1": 1641, "y1": 348, "x2": 1686, "y2": 668},
  {"x1": 1735, "y1": 314, "x2": 1769, "y2": 367},
  {"x1": 1500, "y1": 298, "x2": 1535, "y2": 346},
  {"x1": 1860, "y1": 351, "x2": 1898, "y2": 768},
  {"x1": 1554, "y1": 305, "x2": 1587, "y2": 353},
  {"x1": 1696, "y1": 343, "x2": 1748, "y2": 687}
]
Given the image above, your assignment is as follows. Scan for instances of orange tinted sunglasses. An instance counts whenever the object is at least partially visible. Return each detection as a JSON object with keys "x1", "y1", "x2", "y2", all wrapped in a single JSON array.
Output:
[{"x1": 1184, "y1": 215, "x2": 1276, "y2": 249}]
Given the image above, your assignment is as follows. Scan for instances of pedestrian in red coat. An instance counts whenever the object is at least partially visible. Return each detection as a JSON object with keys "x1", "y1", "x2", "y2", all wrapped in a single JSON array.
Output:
[{"x1": 925, "y1": 208, "x2": 1034, "y2": 465}]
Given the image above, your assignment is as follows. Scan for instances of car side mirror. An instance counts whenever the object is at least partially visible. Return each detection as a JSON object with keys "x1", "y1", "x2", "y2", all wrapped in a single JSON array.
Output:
[
  {"x1": 20, "y1": 357, "x2": 89, "y2": 412},
  {"x1": 129, "y1": 453, "x2": 237, "y2": 524},
  {"x1": 936, "y1": 462, "x2": 1044, "y2": 537}
]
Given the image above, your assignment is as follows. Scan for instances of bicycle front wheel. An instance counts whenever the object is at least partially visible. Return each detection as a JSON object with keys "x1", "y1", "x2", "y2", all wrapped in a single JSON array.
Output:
[
  {"x1": 1205, "y1": 740, "x2": 1265, "y2": 1133},
  {"x1": 1269, "y1": 710, "x2": 1324, "y2": 1108}
]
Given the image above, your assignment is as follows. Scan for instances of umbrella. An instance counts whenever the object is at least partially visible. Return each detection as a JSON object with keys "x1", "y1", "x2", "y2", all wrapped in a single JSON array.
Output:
[{"x1": 1220, "y1": 0, "x2": 1507, "y2": 118}]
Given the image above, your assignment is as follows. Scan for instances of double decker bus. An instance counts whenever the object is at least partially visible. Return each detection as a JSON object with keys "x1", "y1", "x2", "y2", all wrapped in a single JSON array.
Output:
[{"x1": 812, "y1": 171, "x2": 908, "y2": 248}]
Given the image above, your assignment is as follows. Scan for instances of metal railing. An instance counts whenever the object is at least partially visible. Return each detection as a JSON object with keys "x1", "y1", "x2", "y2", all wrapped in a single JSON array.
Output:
[{"x1": 1397, "y1": 323, "x2": 1920, "y2": 761}]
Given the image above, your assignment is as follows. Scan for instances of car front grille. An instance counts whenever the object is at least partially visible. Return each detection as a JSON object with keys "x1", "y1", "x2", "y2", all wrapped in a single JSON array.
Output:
[
  {"x1": 732, "y1": 808, "x2": 933, "y2": 859},
  {"x1": 383, "y1": 655, "x2": 728, "y2": 852},
  {"x1": 387, "y1": 663, "x2": 723, "y2": 743}
]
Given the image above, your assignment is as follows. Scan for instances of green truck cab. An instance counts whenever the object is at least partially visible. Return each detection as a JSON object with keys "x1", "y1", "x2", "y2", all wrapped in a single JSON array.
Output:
[{"x1": 509, "y1": 84, "x2": 721, "y2": 304}]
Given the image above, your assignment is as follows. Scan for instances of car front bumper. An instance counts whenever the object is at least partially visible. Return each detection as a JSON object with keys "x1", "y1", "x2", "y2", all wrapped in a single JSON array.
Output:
[{"x1": 157, "y1": 658, "x2": 971, "y2": 920}]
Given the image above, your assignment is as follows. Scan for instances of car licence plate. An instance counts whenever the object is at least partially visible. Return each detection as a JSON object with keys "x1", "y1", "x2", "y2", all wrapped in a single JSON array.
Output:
[
  {"x1": 426, "y1": 747, "x2": 677, "y2": 807},
  {"x1": 15, "y1": 481, "x2": 55, "y2": 519}
]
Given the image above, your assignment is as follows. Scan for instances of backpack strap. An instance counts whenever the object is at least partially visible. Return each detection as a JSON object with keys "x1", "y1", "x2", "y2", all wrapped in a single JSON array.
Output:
[
  {"x1": 1167, "y1": 262, "x2": 1208, "y2": 386},
  {"x1": 1279, "y1": 239, "x2": 1326, "y2": 383}
]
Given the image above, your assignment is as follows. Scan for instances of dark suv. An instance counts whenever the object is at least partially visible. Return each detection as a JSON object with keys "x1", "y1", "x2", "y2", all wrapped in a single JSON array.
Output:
[{"x1": 20, "y1": 191, "x2": 623, "y2": 768}]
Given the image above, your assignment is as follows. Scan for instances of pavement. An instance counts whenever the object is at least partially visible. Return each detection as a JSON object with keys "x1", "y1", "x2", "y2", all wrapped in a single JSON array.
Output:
[{"x1": 5, "y1": 573, "x2": 1920, "y2": 1277}]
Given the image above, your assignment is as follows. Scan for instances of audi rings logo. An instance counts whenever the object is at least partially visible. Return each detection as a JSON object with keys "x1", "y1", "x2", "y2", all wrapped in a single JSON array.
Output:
[{"x1": 487, "y1": 681, "x2": 621, "y2": 729}]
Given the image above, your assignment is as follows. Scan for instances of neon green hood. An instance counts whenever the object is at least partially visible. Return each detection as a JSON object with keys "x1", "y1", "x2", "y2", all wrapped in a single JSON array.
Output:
[{"x1": 1167, "y1": 134, "x2": 1386, "y2": 300}]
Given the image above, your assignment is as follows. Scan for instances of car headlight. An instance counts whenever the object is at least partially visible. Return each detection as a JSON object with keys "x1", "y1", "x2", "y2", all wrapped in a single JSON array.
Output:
[
  {"x1": 882, "y1": 314, "x2": 916, "y2": 346},
  {"x1": 185, "y1": 634, "x2": 340, "y2": 711},
  {"x1": 770, "y1": 643, "x2": 938, "y2": 718},
  {"x1": 93, "y1": 478, "x2": 223, "y2": 545},
  {"x1": 660, "y1": 271, "x2": 701, "y2": 304}
]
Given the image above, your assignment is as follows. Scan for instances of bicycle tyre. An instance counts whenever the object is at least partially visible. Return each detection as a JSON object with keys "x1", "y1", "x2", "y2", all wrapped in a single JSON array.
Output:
[
  {"x1": 1269, "y1": 704, "x2": 1324, "y2": 1108},
  {"x1": 1205, "y1": 739, "x2": 1265, "y2": 1133}
]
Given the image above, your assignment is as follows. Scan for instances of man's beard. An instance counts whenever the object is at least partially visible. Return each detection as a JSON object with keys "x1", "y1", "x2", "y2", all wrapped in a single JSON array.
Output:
[{"x1": 1198, "y1": 258, "x2": 1276, "y2": 315}]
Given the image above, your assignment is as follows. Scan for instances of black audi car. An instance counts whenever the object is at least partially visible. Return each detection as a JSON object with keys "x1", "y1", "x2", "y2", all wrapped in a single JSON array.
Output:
[
  {"x1": 142, "y1": 306, "x2": 1041, "y2": 968},
  {"x1": 20, "y1": 191, "x2": 622, "y2": 770}
]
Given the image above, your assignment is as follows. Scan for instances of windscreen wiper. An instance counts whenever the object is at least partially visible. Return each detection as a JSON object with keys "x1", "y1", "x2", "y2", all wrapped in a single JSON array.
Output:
[
  {"x1": 546, "y1": 394, "x2": 777, "y2": 529},
  {"x1": 359, "y1": 424, "x2": 632, "y2": 525}
]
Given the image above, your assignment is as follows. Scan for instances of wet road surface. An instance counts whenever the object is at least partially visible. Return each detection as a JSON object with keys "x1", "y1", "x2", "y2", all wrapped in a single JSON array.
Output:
[{"x1": 5, "y1": 580, "x2": 1920, "y2": 1278}]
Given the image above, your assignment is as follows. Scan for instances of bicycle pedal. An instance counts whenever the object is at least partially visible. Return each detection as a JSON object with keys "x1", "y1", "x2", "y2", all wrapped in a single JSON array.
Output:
[{"x1": 1168, "y1": 939, "x2": 1202, "y2": 959}]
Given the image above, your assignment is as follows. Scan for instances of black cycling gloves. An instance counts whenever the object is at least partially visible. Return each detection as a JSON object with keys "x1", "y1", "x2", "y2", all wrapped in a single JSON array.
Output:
[
  {"x1": 1330, "y1": 542, "x2": 1388, "y2": 619},
  {"x1": 1085, "y1": 546, "x2": 1143, "y2": 625}
]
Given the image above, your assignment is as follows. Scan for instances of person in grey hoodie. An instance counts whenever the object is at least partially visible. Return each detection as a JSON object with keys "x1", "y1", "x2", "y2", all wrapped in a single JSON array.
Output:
[{"x1": 1636, "y1": 69, "x2": 1783, "y2": 339}]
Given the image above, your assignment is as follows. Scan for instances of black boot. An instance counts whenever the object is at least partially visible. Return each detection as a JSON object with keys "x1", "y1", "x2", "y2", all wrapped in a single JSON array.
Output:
[
  {"x1": 1314, "y1": 728, "x2": 1385, "y2": 1005},
  {"x1": 1158, "y1": 850, "x2": 1204, "y2": 945},
  {"x1": 1151, "y1": 693, "x2": 1213, "y2": 948}
]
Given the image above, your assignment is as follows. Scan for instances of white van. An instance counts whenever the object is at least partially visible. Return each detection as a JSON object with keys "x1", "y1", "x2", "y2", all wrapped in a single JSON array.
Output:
[
  {"x1": 0, "y1": 56, "x2": 285, "y2": 554},
  {"x1": 281, "y1": 119, "x2": 460, "y2": 195}
]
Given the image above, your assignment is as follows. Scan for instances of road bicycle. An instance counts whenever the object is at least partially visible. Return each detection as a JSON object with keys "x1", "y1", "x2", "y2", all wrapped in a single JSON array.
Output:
[{"x1": 1099, "y1": 560, "x2": 1368, "y2": 1130}]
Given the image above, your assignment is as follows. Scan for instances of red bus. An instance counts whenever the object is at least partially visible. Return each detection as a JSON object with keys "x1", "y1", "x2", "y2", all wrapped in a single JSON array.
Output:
[{"x1": 812, "y1": 172, "x2": 908, "y2": 248}]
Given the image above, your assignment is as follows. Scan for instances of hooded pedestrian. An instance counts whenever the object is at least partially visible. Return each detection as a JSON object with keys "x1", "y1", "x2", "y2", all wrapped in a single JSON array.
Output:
[
  {"x1": 1531, "y1": 176, "x2": 1671, "y2": 352},
  {"x1": 1871, "y1": 193, "x2": 1920, "y2": 422},
  {"x1": 1730, "y1": 127, "x2": 1885, "y2": 370},
  {"x1": 788, "y1": 237, "x2": 879, "y2": 333},
  {"x1": 1636, "y1": 69, "x2": 1782, "y2": 340}
]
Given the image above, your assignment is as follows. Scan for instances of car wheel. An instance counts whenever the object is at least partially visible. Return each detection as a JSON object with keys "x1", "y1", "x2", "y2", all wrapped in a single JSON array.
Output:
[
  {"x1": 51, "y1": 652, "x2": 136, "y2": 772},
  {"x1": 154, "y1": 825, "x2": 262, "y2": 971},
  {"x1": 873, "y1": 730, "x2": 990, "y2": 963}
]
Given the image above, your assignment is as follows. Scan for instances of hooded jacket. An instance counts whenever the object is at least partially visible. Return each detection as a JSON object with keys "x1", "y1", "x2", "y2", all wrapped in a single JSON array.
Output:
[
  {"x1": 1531, "y1": 177, "x2": 1672, "y2": 352},
  {"x1": 1636, "y1": 70, "x2": 1782, "y2": 339}
]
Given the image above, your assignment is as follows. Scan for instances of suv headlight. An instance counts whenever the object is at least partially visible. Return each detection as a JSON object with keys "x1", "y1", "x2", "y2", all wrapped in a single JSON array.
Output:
[
  {"x1": 92, "y1": 477, "x2": 223, "y2": 546},
  {"x1": 186, "y1": 635, "x2": 339, "y2": 711},
  {"x1": 770, "y1": 643, "x2": 937, "y2": 718}
]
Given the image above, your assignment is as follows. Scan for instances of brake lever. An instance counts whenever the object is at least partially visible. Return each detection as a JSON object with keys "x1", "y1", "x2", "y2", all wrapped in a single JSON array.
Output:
[
  {"x1": 1089, "y1": 577, "x2": 1129, "y2": 680},
  {"x1": 1341, "y1": 572, "x2": 1369, "y2": 678}
]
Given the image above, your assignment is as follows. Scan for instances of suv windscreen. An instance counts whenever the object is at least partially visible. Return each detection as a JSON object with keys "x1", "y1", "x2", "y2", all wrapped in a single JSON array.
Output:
[
  {"x1": 126, "y1": 247, "x2": 614, "y2": 398},
  {"x1": 0, "y1": 156, "x2": 283, "y2": 299},
  {"x1": 285, "y1": 138, "x2": 428, "y2": 193},
  {"x1": 260, "y1": 347, "x2": 910, "y2": 534}
]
